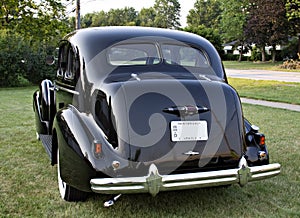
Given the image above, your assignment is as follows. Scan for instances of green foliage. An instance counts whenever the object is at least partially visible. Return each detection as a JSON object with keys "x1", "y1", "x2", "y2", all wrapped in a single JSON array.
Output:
[
  {"x1": 184, "y1": 25, "x2": 223, "y2": 54},
  {"x1": 0, "y1": 0, "x2": 71, "y2": 87},
  {"x1": 82, "y1": 8, "x2": 139, "y2": 27},
  {"x1": 222, "y1": 54, "x2": 236, "y2": 61},
  {"x1": 219, "y1": 0, "x2": 251, "y2": 61},
  {"x1": 81, "y1": 13, "x2": 94, "y2": 28},
  {"x1": 1, "y1": 0, "x2": 71, "y2": 41},
  {"x1": 81, "y1": 1, "x2": 181, "y2": 29},
  {"x1": 107, "y1": 7, "x2": 138, "y2": 26},
  {"x1": 286, "y1": 0, "x2": 300, "y2": 53},
  {"x1": 245, "y1": 0, "x2": 290, "y2": 62},
  {"x1": 249, "y1": 46, "x2": 261, "y2": 62},
  {"x1": 0, "y1": 31, "x2": 24, "y2": 87},
  {"x1": 286, "y1": 0, "x2": 300, "y2": 22},
  {"x1": 219, "y1": 0, "x2": 248, "y2": 43},
  {"x1": 0, "y1": 30, "x2": 56, "y2": 87},
  {"x1": 0, "y1": 0, "x2": 38, "y2": 28},
  {"x1": 187, "y1": 0, "x2": 222, "y2": 29},
  {"x1": 153, "y1": 0, "x2": 181, "y2": 29},
  {"x1": 186, "y1": 0, "x2": 226, "y2": 57},
  {"x1": 137, "y1": 8, "x2": 156, "y2": 27},
  {"x1": 279, "y1": 36, "x2": 299, "y2": 59}
]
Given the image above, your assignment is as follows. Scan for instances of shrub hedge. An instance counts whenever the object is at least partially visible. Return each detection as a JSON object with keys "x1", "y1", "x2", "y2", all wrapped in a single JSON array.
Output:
[{"x1": 0, "y1": 30, "x2": 56, "y2": 87}]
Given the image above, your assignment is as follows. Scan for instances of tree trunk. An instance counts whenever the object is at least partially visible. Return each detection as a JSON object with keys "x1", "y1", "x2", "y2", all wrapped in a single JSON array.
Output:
[
  {"x1": 261, "y1": 46, "x2": 266, "y2": 62},
  {"x1": 238, "y1": 44, "x2": 243, "y2": 62},
  {"x1": 298, "y1": 34, "x2": 300, "y2": 57},
  {"x1": 272, "y1": 45, "x2": 276, "y2": 63}
]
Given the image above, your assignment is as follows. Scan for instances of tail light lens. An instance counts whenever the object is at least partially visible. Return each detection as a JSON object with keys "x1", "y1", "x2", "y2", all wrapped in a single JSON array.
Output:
[
  {"x1": 259, "y1": 135, "x2": 265, "y2": 146},
  {"x1": 93, "y1": 141, "x2": 103, "y2": 158}
]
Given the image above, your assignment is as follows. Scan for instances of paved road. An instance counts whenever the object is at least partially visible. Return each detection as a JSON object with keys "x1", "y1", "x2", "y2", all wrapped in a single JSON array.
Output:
[{"x1": 225, "y1": 69, "x2": 300, "y2": 83}]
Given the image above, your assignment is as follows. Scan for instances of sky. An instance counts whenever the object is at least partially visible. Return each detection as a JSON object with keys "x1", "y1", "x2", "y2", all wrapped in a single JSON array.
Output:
[{"x1": 65, "y1": 0, "x2": 196, "y2": 27}]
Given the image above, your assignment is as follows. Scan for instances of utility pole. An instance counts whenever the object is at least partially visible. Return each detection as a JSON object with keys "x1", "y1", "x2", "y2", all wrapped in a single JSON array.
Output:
[{"x1": 75, "y1": 0, "x2": 81, "y2": 29}]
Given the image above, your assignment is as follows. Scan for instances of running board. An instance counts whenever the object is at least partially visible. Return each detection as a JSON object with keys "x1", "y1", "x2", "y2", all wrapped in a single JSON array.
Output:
[{"x1": 39, "y1": 134, "x2": 53, "y2": 159}]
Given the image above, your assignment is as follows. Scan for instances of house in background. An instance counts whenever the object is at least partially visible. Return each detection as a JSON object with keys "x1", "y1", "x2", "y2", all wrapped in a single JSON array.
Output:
[{"x1": 223, "y1": 41, "x2": 282, "y2": 58}]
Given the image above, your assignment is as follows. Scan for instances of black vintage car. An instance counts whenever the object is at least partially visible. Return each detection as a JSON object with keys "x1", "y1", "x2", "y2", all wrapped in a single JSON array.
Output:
[{"x1": 33, "y1": 26, "x2": 280, "y2": 202}]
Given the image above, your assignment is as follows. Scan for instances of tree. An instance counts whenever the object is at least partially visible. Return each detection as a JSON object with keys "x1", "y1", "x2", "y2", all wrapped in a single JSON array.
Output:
[
  {"x1": 0, "y1": 29, "x2": 57, "y2": 87},
  {"x1": 245, "y1": 0, "x2": 289, "y2": 62},
  {"x1": 153, "y1": 0, "x2": 181, "y2": 29},
  {"x1": 0, "y1": 0, "x2": 71, "y2": 87},
  {"x1": 137, "y1": 7, "x2": 156, "y2": 27},
  {"x1": 91, "y1": 11, "x2": 109, "y2": 27},
  {"x1": 184, "y1": 25, "x2": 223, "y2": 54},
  {"x1": 1, "y1": 0, "x2": 37, "y2": 27},
  {"x1": 107, "y1": 7, "x2": 138, "y2": 26},
  {"x1": 187, "y1": 0, "x2": 222, "y2": 29},
  {"x1": 286, "y1": 0, "x2": 300, "y2": 54},
  {"x1": 82, "y1": 7, "x2": 138, "y2": 27},
  {"x1": 0, "y1": 0, "x2": 71, "y2": 46},
  {"x1": 0, "y1": 0, "x2": 70, "y2": 41},
  {"x1": 220, "y1": 0, "x2": 249, "y2": 61},
  {"x1": 81, "y1": 13, "x2": 94, "y2": 28}
]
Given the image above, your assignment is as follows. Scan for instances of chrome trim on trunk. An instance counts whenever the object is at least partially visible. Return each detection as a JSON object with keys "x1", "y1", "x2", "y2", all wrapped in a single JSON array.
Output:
[{"x1": 90, "y1": 156, "x2": 280, "y2": 196}]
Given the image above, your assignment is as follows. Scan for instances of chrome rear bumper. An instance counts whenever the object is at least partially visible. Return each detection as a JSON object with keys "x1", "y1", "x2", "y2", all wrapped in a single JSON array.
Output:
[{"x1": 90, "y1": 156, "x2": 280, "y2": 196}]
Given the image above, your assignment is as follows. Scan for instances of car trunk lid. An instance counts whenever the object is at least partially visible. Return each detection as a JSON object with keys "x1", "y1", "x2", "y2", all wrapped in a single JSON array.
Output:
[{"x1": 111, "y1": 76, "x2": 244, "y2": 175}]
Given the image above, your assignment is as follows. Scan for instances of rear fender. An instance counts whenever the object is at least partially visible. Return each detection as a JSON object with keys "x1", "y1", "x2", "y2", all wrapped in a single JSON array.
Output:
[
  {"x1": 53, "y1": 105, "x2": 130, "y2": 191},
  {"x1": 244, "y1": 119, "x2": 269, "y2": 165},
  {"x1": 53, "y1": 106, "x2": 107, "y2": 191}
]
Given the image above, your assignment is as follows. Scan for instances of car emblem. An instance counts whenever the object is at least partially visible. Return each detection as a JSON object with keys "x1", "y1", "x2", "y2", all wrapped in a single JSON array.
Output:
[
  {"x1": 163, "y1": 105, "x2": 209, "y2": 117},
  {"x1": 183, "y1": 151, "x2": 200, "y2": 156}
]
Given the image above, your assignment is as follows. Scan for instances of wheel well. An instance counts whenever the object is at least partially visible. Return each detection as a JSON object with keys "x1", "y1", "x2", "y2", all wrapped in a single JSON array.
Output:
[{"x1": 51, "y1": 129, "x2": 58, "y2": 165}]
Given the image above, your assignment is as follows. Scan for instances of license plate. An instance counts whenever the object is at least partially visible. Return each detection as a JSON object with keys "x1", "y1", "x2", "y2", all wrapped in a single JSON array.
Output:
[{"x1": 171, "y1": 121, "x2": 208, "y2": 142}]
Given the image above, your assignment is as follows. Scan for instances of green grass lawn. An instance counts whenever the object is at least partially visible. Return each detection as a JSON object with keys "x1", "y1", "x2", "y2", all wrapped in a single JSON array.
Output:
[
  {"x1": 223, "y1": 60, "x2": 300, "y2": 72},
  {"x1": 0, "y1": 86, "x2": 300, "y2": 217},
  {"x1": 228, "y1": 78, "x2": 300, "y2": 105},
  {"x1": 223, "y1": 61, "x2": 284, "y2": 70},
  {"x1": 223, "y1": 61, "x2": 283, "y2": 70}
]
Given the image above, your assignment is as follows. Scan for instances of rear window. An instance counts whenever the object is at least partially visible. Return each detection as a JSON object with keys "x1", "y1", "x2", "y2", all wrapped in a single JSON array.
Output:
[
  {"x1": 161, "y1": 44, "x2": 209, "y2": 67},
  {"x1": 107, "y1": 42, "x2": 210, "y2": 68},
  {"x1": 107, "y1": 43, "x2": 160, "y2": 66}
]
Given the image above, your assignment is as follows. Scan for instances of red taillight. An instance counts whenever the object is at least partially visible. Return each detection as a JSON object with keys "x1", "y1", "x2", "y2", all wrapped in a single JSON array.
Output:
[
  {"x1": 259, "y1": 135, "x2": 265, "y2": 146},
  {"x1": 94, "y1": 142, "x2": 102, "y2": 158}
]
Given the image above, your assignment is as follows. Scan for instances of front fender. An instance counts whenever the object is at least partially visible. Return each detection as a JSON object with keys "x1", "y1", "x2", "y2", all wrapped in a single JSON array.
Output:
[
  {"x1": 33, "y1": 79, "x2": 55, "y2": 134},
  {"x1": 33, "y1": 90, "x2": 48, "y2": 134}
]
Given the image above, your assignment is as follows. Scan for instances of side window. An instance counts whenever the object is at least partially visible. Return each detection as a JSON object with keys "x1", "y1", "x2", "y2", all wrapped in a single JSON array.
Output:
[
  {"x1": 57, "y1": 43, "x2": 80, "y2": 84},
  {"x1": 65, "y1": 49, "x2": 75, "y2": 81},
  {"x1": 57, "y1": 44, "x2": 68, "y2": 78}
]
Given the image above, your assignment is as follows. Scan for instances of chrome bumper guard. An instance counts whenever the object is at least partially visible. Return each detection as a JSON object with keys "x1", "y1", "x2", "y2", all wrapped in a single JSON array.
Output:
[{"x1": 90, "y1": 156, "x2": 280, "y2": 197}]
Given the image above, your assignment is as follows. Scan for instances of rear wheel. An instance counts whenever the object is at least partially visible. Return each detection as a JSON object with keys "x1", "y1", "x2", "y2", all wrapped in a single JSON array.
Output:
[{"x1": 57, "y1": 149, "x2": 88, "y2": 201}]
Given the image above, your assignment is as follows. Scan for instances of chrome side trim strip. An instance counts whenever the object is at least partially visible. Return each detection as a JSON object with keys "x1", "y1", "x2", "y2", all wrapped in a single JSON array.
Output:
[{"x1": 55, "y1": 85, "x2": 79, "y2": 95}]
